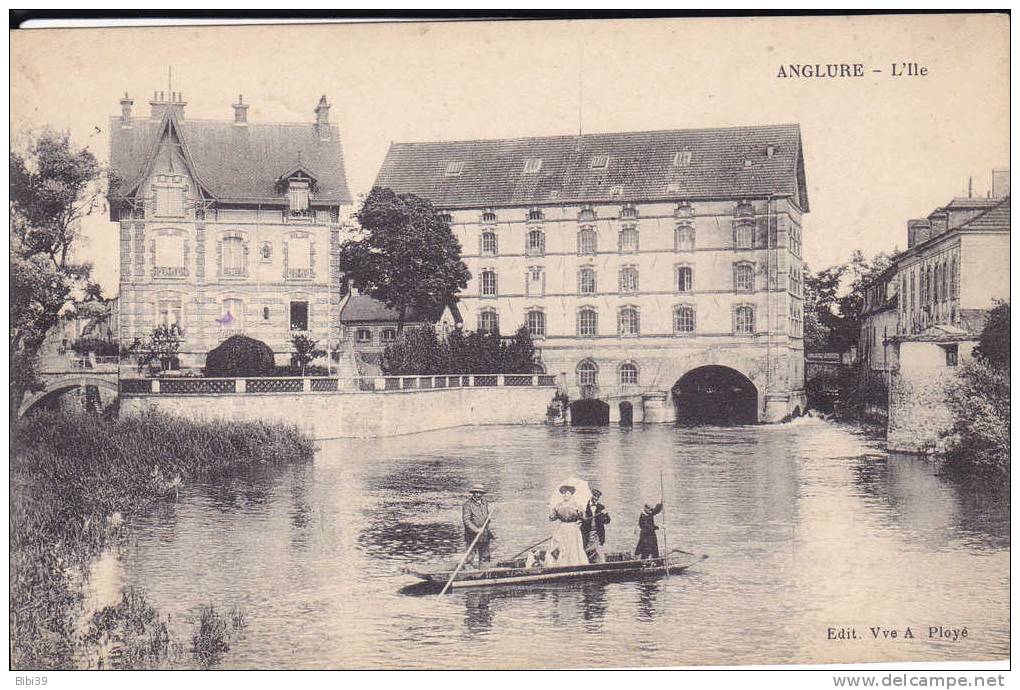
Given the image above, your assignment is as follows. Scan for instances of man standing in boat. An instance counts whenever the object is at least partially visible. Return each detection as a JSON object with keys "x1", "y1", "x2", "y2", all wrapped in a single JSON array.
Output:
[
  {"x1": 581, "y1": 488, "x2": 610, "y2": 563},
  {"x1": 635, "y1": 502, "x2": 664, "y2": 559},
  {"x1": 462, "y1": 484, "x2": 494, "y2": 569}
]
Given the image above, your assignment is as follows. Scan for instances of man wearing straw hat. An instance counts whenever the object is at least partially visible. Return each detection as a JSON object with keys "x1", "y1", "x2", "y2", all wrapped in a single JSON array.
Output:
[{"x1": 462, "y1": 484, "x2": 494, "y2": 569}]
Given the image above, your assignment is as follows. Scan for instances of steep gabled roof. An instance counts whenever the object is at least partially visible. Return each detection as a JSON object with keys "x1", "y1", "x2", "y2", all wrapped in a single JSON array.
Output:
[
  {"x1": 373, "y1": 123, "x2": 808, "y2": 211},
  {"x1": 109, "y1": 113, "x2": 352, "y2": 205}
]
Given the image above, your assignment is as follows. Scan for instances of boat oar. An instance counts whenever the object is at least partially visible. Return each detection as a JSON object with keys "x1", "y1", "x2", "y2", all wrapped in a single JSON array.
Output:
[
  {"x1": 508, "y1": 536, "x2": 552, "y2": 562},
  {"x1": 437, "y1": 508, "x2": 494, "y2": 598}
]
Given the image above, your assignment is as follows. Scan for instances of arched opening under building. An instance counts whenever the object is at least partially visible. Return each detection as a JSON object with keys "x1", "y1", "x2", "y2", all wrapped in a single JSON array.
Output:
[
  {"x1": 672, "y1": 365, "x2": 758, "y2": 425},
  {"x1": 570, "y1": 399, "x2": 610, "y2": 427},
  {"x1": 619, "y1": 401, "x2": 634, "y2": 427}
]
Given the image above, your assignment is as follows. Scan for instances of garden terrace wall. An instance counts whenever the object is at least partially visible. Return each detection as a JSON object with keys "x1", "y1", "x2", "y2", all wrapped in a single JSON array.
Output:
[{"x1": 120, "y1": 375, "x2": 559, "y2": 440}]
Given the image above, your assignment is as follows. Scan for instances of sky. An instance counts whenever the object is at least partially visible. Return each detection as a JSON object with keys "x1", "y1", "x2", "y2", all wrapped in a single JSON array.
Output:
[{"x1": 10, "y1": 15, "x2": 1010, "y2": 298}]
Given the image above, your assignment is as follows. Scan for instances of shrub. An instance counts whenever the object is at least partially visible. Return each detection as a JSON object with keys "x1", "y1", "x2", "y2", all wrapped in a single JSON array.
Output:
[
  {"x1": 941, "y1": 358, "x2": 1010, "y2": 479},
  {"x1": 381, "y1": 325, "x2": 538, "y2": 375},
  {"x1": 204, "y1": 335, "x2": 275, "y2": 377}
]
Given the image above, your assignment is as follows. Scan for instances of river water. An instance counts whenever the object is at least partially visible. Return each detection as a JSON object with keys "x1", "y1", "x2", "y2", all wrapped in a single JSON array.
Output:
[{"x1": 116, "y1": 418, "x2": 1009, "y2": 668}]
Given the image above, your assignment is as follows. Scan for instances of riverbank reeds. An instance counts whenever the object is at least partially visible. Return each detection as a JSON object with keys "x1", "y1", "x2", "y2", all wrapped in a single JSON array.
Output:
[{"x1": 10, "y1": 410, "x2": 314, "y2": 669}]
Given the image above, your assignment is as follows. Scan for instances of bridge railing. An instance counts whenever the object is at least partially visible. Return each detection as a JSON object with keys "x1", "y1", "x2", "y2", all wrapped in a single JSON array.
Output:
[{"x1": 120, "y1": 374, "x2": 558, "y2": 395}]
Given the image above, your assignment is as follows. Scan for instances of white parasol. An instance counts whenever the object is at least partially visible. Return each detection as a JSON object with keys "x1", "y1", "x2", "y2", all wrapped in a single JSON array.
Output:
[{"x1": 548, "y1": 476, "x2": 592, "y2": 512}]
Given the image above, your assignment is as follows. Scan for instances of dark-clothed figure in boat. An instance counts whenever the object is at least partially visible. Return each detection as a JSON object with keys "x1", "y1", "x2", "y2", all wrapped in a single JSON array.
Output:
[
  {"x1": 581, "y1": 488, "x2": 611, "y2": 563},
  {"x1": 635, "y1": 502, "x2": 664, "y2": 559},
  {"x1": 462, "y1": 484, "x2": 494, "y2": 568}
]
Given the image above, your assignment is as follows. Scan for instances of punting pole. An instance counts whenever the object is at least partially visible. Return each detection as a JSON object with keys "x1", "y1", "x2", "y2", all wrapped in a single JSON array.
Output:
[
  {"x1": 660, "y1": 469, "x2": 669, "y2": 574},
  {"x1": 438, "y1": 508, "x2": 494, "y2": 598},
  {"x1": 508, "y1": 536, "x2": 552, "y2": 562}
]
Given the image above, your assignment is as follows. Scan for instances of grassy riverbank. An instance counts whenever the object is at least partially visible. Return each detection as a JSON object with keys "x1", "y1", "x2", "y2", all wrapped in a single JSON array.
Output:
[{"x1": 10, "y1": 410, "x2": 315, "y2": 669}]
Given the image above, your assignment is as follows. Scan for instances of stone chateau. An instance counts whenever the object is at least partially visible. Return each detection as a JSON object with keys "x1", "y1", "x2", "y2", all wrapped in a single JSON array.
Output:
[
  {"x1": 374, "y1": 125, "x2": 809, "y2": 423},
  {"x1": 108, "y1": 90, "x2": 353, "y2": 367}
]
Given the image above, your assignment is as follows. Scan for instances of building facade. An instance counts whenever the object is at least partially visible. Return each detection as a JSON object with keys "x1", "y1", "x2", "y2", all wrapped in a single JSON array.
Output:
[
  {"x1": 861, "y1": 172, "x2": 1010, "y2": 453},
  {"x1": 108, "y1": 91, "x2": 353, "y2": 368},
  {"x1": 374, "y1": 125, "x2": 810, "y2": 423}
]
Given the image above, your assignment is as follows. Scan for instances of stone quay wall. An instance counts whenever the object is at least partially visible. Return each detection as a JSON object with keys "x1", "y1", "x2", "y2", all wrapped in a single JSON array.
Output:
[{"x1": 119, "y1": 374, "x2": 559, "y2": 440}]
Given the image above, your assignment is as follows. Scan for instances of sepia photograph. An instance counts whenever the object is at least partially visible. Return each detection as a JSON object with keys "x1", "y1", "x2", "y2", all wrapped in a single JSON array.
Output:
[{"x1": 7, "y1": 12, "x2": 1011, "y2": 677}]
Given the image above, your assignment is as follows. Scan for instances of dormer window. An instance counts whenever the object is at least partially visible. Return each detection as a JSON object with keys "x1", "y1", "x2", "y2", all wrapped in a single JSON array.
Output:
[
  {"x1": 673, "y1": 151, "x2": 693, "y2": 167},
  {"x1": 522, "y1": 158, "x2": 542, "y2": 174},
  {"x1": 590, "y1": 155, "x2": 608, "y2": 169},
  {"x1": 288, "y1": 180, "x2": 310, "y2": 213},
  {"x1": 445, "y1": 161, "x2": 464, "y2": 177}
]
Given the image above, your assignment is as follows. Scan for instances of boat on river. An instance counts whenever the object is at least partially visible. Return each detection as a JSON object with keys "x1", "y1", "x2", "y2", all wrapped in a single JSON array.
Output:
[{"x1": 404, "y1": 548, "x2": 705, "y2": 590}]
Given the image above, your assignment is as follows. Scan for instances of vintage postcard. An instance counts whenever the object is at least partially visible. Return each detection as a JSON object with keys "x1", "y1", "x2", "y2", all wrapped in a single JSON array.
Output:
[{"x1": 8, "y1": 13, "x2": 1010, "y2": 677}]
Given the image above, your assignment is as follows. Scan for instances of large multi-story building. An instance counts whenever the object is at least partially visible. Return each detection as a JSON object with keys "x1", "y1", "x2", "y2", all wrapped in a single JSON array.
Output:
[
  {"x1": 108, "y1": 90, "x2": 353, "y2": 367},
  {"x1": 374, "y1": 125, "x2": 809, "y2": 423}
]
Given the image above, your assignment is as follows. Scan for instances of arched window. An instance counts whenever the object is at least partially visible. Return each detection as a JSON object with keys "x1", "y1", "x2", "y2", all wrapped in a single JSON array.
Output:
[
  {"x1": 481, "y1": 210, "x2": 497, "y2": 224},
  {"x1": 940, "y1": 262, "x2": 949, "y2": 303},
  {"x1": 734, "y1": 262, "x2": 754, "y2": 291},
  {"x1": 674, "y1": 305, "x2": 695, "y2": 334},
  {"x1": 478, "y1": 309, "x2": 499, "y2": 334},
  {"x1": 675, "y1": 222, "x2": 695, "y2": 251},
  {"x1": 578, "y1": 207, "x2": 596, "y2": 223},
  {"x1": 526, "y1": 266, "x2": 544, "y2": 297},
  {"x1": 619, "y1": 265, "x2": 639, "y2": 293},
  {"x1": 735, "y1": 305, "x2": 755, "y2": 335},
  {"x1": 577, "y1": 308, "x2": 598, "y2": 337},
  {"x1": 676, "y1": 265, "x2": 693, "y2": 293},
  {"x1": 619, "y1": 362, "x2": 639, "y2": 385},
  {"x1": 481, "y1": 270, "x2": 497, "y2": 297},
  {"x1": 578, "y1": 267, "x2": 597, "y2": 295},
  {"x1": 618, "y1": 307, "x2": 640, "y2": 336},
  {"x1": 910, "y1": 271, "x2": 916, "y2": 313},
  {"x1": 527, "y1": 208, "x2": 544, "y2": 222},
  {"x1": 950, "y1": 257, "x2": 958, "y2": 299},
  {"x1": 578, "y1": 227, "x2": 597, "y2": 255},
  {"x1": 735, "y1": 221, "x2": 754, "y2": 249},
  {"x1": 933, "y1": 264, "x2": 941, "y2": 303},
  {"x1": 481, "y1": 231, "x2": 498, "y2": 256},
  {"x1": 620, "y1": 205, "x2": 638, "y2": 220},
  {"x1": 618, "y1": 225, "x2": 639, "y2": 253},
  {"x1": 927, "y1": 265, "x2": 934, "y2": 304},
  {"x1": 526, "y1": 310, "x2": 546, "y2": 338},
  {"x1": 674, "y1": 201, "x2": 694, "y2": 219},
  {"x1": 526, "y1": 229, "x2": 545, "y2": 257},
  {"x1": 222, "y1": 236, "x2": 245, "y2": 276},
  {"x1": 577, "y1": 359, "x2": 598, "y2": 386}
]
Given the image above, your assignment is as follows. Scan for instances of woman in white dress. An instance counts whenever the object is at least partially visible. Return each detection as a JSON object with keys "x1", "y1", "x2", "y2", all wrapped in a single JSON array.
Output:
[{"x1": 547, "y1": 485, "x2": 588, "y2": 567}]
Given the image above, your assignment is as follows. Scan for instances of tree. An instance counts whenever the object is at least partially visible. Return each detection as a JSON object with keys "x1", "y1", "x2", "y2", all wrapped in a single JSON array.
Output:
[
  {"x1": 834, "y1": 250, "x2": 894, "y2": 351},
  {"x1": 10, "y1": 130, "x2": 105, "y2": 417},
  {"x1": 974, "y1": 300, "x2": 1009, "y2": 369},
  {"x1": 129, "y1": 325, "x2": 183, "y2": 374},
  {"x1": 290, "y1": 334, "x2": 326, "y2": 376},
  {"x1": 338, "y1": 187, "x2": 471, "y2": 332},
  {"x1": 803, "y1": 263, "x2": 845, "y2": 352}
]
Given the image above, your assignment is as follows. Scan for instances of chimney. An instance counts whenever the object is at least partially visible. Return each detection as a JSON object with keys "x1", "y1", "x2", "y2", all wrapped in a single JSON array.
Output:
[
  {"x1": 928, "y1": 211, "x2": 948, "y2": 238},
  {"x1": 314, "y1": 94, "x2": 331, "y2": 140},
  {"x1": 992, "y1": 168, "x2": 1010, "y2": 199},
  {"x1": 233, "y1": 94, "x2": 249, "y2": 125},
  {"x1": 119, "y1": 92, "x2": 134, "y2": 126},
  {"x1": 150, "y1": 90, "x2": 186, "y2": 120},
  {"x1": 907, "y1": 219, "x2": 931, "y2": 248}
]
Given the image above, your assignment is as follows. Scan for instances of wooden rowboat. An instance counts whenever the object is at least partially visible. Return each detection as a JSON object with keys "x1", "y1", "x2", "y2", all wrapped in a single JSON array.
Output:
[{"x1": 404, "y1": 548, "x2": 705, "y2": 590}]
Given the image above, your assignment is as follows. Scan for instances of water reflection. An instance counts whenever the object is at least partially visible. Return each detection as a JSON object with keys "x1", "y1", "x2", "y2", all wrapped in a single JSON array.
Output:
[{"x1": 119, "y1": 421, "x2": 1010, "y2": 668}]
